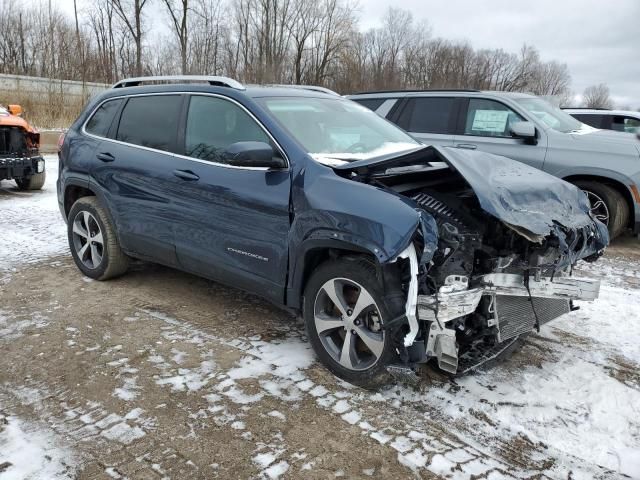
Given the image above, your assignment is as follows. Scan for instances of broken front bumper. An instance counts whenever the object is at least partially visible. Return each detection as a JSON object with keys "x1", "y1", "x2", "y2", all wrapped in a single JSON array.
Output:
[{"x1": 416, "y1": 274, "x2": 600, "y2": 373}]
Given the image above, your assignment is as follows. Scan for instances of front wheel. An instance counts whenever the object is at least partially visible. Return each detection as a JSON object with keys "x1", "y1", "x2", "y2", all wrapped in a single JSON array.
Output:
[
  {"x1": 303, "y1": 258, "x2": 402, "y2": 389},
  {"x1": 67, "y1": 197, "x2": 129, "y2": 280},
  {"x1": 574, "y1": 180, "x2": 629, "y2": 239},
  {"x1": 16, "y1": 171, "x2": 46, "y2": 190}
]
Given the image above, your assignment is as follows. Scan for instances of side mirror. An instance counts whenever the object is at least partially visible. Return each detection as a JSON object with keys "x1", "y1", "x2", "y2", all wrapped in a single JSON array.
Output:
[
  {"x1": 224, "y1": 141, "x2": 287, "y2": 169},
  {"x1": 509, "y1": 121, "x2": 536, "y2": 140},
  {"x1": 7, "y1": 104, "x2": 22, "y2": 116}
]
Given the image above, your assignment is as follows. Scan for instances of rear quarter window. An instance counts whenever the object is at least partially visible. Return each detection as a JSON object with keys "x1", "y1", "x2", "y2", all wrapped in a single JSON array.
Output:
[
  {"x1": 115, "y1": 95, "x2": 182, "y2": 152},
  {"x1": 85, "y1": 99, "x2": 123, "y2": 138},
  {"x1": 350, "y1": 98, "x2": 386, "y2": 112}
]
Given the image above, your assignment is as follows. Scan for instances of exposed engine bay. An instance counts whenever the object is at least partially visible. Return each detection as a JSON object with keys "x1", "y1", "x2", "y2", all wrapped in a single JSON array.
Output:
[{"x1": 334, "y1": 145, "x2": 609, "y2": 376}]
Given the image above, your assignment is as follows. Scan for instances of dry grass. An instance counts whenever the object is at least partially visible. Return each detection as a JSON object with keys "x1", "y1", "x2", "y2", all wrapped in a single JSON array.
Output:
[{"x1": 0, "y1": 88, "x2": 89, "y2": 130}]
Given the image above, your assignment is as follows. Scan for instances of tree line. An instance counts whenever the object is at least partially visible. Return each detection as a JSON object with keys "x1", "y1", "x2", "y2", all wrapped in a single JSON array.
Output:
[{"x1": 0, "y1": 0, "x2": 621, "y2": 107}]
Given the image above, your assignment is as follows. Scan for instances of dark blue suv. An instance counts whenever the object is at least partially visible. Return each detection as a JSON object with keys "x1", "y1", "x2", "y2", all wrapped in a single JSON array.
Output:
[{"x1": 58, "y1": 76, "x2": 608, "y2": 387}]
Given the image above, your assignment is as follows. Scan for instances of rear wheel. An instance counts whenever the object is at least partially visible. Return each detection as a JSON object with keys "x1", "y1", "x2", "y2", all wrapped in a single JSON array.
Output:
[
  {"x1": 67, "y1": 197, "x2": 129, "y2": 280},
  {"x1": 16, "y1": 171, "x2": 46, "y2": 190},
  {"x1": 574, "y1": 180, "x2": 629, "y2": 239},
  {"x1": 303, "y1": 258, "x2": 403, "y2": 389}
]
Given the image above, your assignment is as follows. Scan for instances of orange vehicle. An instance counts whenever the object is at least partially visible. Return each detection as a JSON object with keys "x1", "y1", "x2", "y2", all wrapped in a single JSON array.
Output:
[{"x1": 0, "y1": 104, "x2": 46, "y2": 190}]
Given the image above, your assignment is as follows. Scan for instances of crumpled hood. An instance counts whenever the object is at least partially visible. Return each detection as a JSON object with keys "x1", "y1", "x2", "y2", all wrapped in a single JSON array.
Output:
[
  {"x1": 437, "y1": 146, "x2": 605, "y2": 238},
  {"x1": 333, "y1": 145, "x2": 609, "y2": 252}
]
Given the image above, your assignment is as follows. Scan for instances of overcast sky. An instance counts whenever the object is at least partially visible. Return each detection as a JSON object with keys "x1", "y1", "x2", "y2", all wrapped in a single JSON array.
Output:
[
  {"x1": 55, "y1": 0, "x2": 639, "y2": 108},
  {"x1": 358, "y1": 0, "x2": 640, "y2": 108}
]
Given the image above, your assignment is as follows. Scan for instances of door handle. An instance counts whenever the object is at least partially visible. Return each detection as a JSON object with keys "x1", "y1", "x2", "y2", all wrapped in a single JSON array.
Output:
[
  {"x1": 173, "y1": 169, "x2": 200, "y2": 181},
  {"x1": 455, "y1": 143, "x2": 477, "y2": 150},
  {"x1": 96, "y1": 152, "x2": 115, "y2": 162}
]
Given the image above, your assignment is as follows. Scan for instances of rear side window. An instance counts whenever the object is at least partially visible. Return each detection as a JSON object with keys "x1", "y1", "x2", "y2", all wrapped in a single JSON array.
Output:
[
  {"x1": 464, "y1": 99, "x2": 524, "y2": 137},
  {"x1": 85, "y1": 99, "x2": 122, "y2": 138},
  {"x1": 116, "y1": 95, "x2": 182, "y2": 152},
  {"x1": 185, "y1": 95, "x2": 270, "y2": 163},
  {"x1": 571, "y1": 113, "x2": 606, "y2": 128},
  {"x1": 397, "y1": 97, "x2": 456, "y2": 134},
  {"x1": 612, "y1": 115, "x2": 640, "y2": 133},
  {"x1": 351, "y1": 98, "x2": 386, "y2": 112}
]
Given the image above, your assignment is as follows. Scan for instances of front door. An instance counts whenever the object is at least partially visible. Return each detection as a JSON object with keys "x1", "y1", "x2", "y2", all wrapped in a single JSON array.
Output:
[
  {"x1": 171, "y1": 94, "x2": 291, "y2": 303},
  {"x1": 453, "y1": 98, "x2": 547, "y2": 170}
]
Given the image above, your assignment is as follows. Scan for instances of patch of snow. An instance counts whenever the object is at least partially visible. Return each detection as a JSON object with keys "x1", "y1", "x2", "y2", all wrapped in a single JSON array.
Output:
[
  {"x1": 0, "y1": 415, "x2": 77, "y2": 479},
  {"x1": 267, "y1": 410, "x2": 286, "y2": 420},
  {"x1": 101, "y1": 422, "x2": 146, "y2": 444},
  {"x1": 0, "y1": 156, "x2": 67, "y2": 279},
  {"x1": 341, "y1": 411, "x2": 361, "y2": 425},
  {"x1": 264, "y1": 460, "x2": 289, "y2": 479}
]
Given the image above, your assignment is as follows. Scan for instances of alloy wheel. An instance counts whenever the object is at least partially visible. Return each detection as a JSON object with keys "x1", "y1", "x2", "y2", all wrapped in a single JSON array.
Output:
[
  {"x1": 71, "y1": 211, "x2": 104, "y2": 269},
  {"x1": 313, "y1": 277, "x2": 385, "y2": 371},
  {"x1": 583, "y1": 189, "x2": 610, "y2": 226}
]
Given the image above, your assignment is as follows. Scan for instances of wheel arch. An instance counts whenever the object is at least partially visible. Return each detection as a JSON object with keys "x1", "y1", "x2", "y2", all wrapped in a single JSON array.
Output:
[
  {"x1": 286, "y1": 239, "x2": 382, "y2": 310},
  {"x1": 563, "y1": 174, "x2": 635, "y2": 228}
]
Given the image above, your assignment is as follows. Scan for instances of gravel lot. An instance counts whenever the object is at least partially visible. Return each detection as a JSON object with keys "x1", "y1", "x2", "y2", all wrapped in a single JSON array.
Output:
[{"x1": 1, "y1": 156, "x2": 639, "y2": 479}]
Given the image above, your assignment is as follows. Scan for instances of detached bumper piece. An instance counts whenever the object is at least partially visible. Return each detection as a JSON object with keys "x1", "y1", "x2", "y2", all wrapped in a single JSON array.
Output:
[
  {"x1": 417, "y1": 274, "x2": 600, "y2": 374},
  {"x1": 0, "y1": 156, "x2": 44, "y2": 181}
]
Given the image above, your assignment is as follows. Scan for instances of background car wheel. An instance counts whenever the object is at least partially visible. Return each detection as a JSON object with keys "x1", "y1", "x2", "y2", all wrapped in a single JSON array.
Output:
[
  {"x1": 303, "y1": 258, "x2": 403, "y2": 389},
  {"x1": 67, "y1": 196, "x2": 129, "y2": 280},
  {"x1": 574, "y1": 180, "x2": 629, "y2": 239},
  {"x1": 15, "y1": 171, "x2": 46, "y2": 191}
]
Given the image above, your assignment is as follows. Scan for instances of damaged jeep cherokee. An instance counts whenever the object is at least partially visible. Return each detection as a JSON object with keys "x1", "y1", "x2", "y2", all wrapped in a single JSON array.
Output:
[
  {"x1": 0, "y1": 104, "x2": 46, "y2": 190},
  {"x1": 57, "y1": 76, "x2": 608, "y2": 388}
]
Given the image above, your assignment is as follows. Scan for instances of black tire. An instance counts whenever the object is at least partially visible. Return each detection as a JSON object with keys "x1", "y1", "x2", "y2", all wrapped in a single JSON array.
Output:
[
  {"x1": 303, "y1": 258, "x2": 404, "y2": 389},
  {"x1": 67, "y1": 196, "x2": 129, "y2": 280},
  {"x1": 16, "y1": 171, "x2": 46, "y2": 190},
  {"x1": 574, "y1": 180, "x2": 629, "y2": 239}
]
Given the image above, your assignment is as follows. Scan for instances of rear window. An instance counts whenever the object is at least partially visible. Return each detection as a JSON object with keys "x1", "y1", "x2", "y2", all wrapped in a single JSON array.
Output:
[
  {"x1": 116, "y1": 95, "x2": 182, "y2": 151},
  {"x1": 85, "y1": 99, "x2": 122, "y2": 137},
  {"x1": 350, "y1": 98, "x2": 386, "y2": 112},
  {"x1": 397, "y1": 97, "x2": 456, "y2": 134}
]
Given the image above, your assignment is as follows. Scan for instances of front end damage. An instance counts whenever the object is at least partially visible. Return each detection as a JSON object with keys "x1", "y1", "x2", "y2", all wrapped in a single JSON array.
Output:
[
  {"x1": 0, "y1": 110, "x2": 44, "y2": 182},
  {"x1": 335, "y1": 146, "x2": 609, "y2": 375}
]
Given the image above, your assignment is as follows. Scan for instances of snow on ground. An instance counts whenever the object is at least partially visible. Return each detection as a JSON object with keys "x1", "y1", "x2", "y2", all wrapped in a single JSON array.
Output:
[
  {"x1": 0, "y1": 155, "x2": 66, "y2": 280},
  {"x1": 0, "y1": 414, "x2": 76, "y2": 479},
  {"x1": 1, "y1": 154, "x2": 639, "y2": 477}
]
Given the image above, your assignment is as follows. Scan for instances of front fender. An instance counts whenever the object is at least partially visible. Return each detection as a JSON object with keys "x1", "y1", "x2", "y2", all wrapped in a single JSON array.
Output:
[{"x1": 286, "y1": 160, "x2": 436, "y2": 308}]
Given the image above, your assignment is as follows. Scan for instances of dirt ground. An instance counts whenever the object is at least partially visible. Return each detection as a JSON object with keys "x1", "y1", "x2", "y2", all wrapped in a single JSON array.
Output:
[{"x1": 1, "y1": 160, "x2": 639, "y2": 479}]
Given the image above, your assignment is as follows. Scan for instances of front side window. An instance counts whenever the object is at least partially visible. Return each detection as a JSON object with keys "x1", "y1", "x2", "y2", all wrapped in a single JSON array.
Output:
[
  {"x1": 185, "y1": 95, "x2": 270, "y2": 163},
  {"x1": 116, "y1": 95, "x2": 182, "y2": 151},
  {"x1": 258, "y1": 97, "x2": 418, "y2": 165},
  {"x1": 515, "y1": 97, "x2": 585, "y2": 133},
  {"x1": 399, "y1": 97, "x2": 456, "y2": 135},
  {"x1": 86, "y1": 99, "x2": 123, "y2": 138},
  {"x1": 612, "y1": 116, "x2": 640, "y2": 134},
  {"x1": 464, "y1": 99, "x2": 524, "y2": 137}
]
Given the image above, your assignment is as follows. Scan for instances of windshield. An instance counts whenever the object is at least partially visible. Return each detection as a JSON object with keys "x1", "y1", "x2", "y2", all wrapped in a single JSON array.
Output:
[
  {"x1": 515, "y1": 97, "x2": 587, "y2": 133},
  {"x1": 258, "y1": 96, "x2": 419, "y2": 165}
]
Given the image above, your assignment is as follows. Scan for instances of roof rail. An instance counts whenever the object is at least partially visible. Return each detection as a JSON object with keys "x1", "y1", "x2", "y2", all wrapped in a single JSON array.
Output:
[
  {"x1": 351, "y1": 88, "x2": 481, "y2": 95},
  {"x1": 112, "y1": 75, "x2": 245, "y2": 90},
  {"x1": 267, "y1": 84, "x2": 340, "y2": 96},
  {"x1": 561, "y1": 107, "x2": 607, "y2": 110}
]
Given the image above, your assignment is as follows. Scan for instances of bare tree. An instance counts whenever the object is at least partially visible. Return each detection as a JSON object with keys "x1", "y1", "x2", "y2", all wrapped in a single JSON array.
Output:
[
  {"x1": 583, "y1": 83, "x2": 614, "y2": 109},
  {"x1": 109, "y1": 0, "x2": 150, "y2": 76},
  {"x1": 162, "y1": 0, "x2": 189, "y2": 74}
]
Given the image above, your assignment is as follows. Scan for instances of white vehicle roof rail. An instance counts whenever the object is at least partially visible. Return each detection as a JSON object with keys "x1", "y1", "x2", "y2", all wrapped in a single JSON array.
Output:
[
  {"x1": 267, "y1": 84, "x2": 340, "y2": 96},
  {"x1": 112, "y1": 75, "x2": 245, "y2": 90}
]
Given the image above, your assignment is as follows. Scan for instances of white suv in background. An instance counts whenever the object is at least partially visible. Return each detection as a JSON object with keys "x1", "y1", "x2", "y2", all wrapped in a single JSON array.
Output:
[{"x1": 564, "y1": 108, "x2": 640, "y2": 135}]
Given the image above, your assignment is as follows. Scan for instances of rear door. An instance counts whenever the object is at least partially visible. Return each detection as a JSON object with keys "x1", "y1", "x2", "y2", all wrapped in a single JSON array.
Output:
[
  {"x1": 90, "y1": 93, "x2": 184, "y2": 265},
  {"x1": 453, "y1": 98, "x2": 547, "y2": 170},
  {"x1": 393, "y1": 96, "x2": 457, "y2": 146},
  {"x1": 170, "y1": 94, "x2": 291, "y2": 303}
]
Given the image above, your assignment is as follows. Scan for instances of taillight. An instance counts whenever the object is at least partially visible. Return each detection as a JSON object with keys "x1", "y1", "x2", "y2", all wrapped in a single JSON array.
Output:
[{"x1": 57, "y1": 131, "x2": 66, "y2": 153}]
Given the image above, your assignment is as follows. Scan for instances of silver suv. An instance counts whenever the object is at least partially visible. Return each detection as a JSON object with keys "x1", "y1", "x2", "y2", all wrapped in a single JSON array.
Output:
[
  {"x1": 564, "y1": 108, "x2": 640, "y2": 135},
  {"x1": 348, "y1": 90, "x2": 640, "y2": 239}
]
